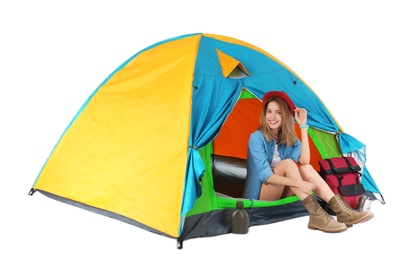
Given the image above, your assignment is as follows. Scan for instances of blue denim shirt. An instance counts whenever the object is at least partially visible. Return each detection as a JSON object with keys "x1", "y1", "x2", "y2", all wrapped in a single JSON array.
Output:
[{"x1": 242, "y1": 130, "x2": 302, "y2": 200}]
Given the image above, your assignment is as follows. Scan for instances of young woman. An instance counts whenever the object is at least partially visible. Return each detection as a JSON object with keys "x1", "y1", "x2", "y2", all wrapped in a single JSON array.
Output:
[{"x1": 242, "y1": 91, "x2": 373, "y2": 233}]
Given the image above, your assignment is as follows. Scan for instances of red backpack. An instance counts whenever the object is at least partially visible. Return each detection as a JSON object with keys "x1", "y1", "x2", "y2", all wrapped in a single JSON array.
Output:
[{"x1": 318, "y1": 157, "x2": 365, "y2": 209}]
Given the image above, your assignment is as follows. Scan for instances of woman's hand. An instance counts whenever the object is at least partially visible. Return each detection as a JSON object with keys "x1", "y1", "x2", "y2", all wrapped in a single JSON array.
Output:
[
  {"x1": 294, "y1": 108, "x2": 307, "y2": 125},
  {"x1": 298, "y1": 180, "x2": 316, "y2": 195}
]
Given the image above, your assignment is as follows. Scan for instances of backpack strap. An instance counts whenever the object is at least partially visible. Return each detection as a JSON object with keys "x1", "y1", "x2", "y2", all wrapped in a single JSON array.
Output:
[
  {"x1": 325, "y1": 158, "x2": 344, "y2": 184},
  {"x1": 342, "y1": 156, "x2": 362, "y2": 176},
  {"x1": 326, "y1": 157, "x2": 361, "y2": 186}
]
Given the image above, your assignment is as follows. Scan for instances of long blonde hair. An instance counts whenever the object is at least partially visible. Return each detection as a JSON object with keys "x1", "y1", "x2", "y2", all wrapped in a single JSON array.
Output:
[{"x1": 259, "y1": 96, "x2": 296, "y2": 146}]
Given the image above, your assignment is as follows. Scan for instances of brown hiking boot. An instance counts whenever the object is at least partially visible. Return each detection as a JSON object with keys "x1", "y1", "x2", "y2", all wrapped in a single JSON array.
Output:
[
  {"x1": 328, "y1": 194, "x2": 374, "y2": 227},
  {"x1": 302, "y1": 195, "x2": 347, "y2": 233}
]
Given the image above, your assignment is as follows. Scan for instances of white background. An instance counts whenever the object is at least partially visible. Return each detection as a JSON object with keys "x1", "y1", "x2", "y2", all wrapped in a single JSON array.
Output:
[{"x1": 1, "y1": 1, "x2": 395, "y2": 259}]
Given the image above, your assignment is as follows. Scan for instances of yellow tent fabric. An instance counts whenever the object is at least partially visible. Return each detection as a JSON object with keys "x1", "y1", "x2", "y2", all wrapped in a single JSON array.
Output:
[{"x1": 34, "y1": 35, "x2": 200, "y2": 237}]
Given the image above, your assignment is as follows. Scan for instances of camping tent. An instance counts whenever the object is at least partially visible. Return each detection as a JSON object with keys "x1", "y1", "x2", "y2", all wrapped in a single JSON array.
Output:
[{"x1": 29, "y1": 33, "x2": 383, "y2": 249}]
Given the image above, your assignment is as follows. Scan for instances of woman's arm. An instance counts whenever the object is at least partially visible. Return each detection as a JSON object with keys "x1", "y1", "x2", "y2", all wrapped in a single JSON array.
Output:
[
  {"x1": 299, "y1": 127, "x2": 310, "y2": 164},
  {"x1": 294, "y1": 108, "x2": 310, "y2": 164}
]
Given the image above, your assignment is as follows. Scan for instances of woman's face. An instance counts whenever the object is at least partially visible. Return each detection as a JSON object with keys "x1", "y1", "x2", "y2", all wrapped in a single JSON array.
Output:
[{"x1": 265, "y1": 101, "x2": 282, "y2": 131}]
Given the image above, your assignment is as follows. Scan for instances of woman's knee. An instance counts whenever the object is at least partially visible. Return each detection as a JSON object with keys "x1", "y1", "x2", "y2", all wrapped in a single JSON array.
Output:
[
  {"x1": 274, "y1": 159, "x2": 299, "y2": 176},
  {"x1": 281, "y1": 159, "x2": 298, "y2": 171},
  {"x1": 299, "y1": 164, "x2": 318, "y2": 179},
  {"x1": 299, "y1": 163, "x2": 315, "y2": 172}
]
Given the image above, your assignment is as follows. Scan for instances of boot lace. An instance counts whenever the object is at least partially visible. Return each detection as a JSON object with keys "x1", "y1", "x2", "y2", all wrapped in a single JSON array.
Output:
[{"x1": 337, "y1": 195, "x2": 358, "y2": 213}]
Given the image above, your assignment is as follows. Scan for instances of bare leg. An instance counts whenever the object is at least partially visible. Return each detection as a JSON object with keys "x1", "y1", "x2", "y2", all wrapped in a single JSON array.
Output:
[
  {"x1": 259, "y1": 159, "x2": 308, "y2": 201},
  {"x1": 298, "y1": 164, "x2": 335, "y2": 202}
]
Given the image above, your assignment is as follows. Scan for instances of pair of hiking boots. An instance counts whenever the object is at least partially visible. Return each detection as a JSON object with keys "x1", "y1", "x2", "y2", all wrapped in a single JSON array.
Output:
[{"x1": 302, "y1": 194, "x2": 374, "y2": 233}]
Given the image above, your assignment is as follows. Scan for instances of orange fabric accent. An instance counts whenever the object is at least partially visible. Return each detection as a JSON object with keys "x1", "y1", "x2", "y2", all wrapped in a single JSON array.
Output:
[
  {"x1": 216, "y1": 49, "x2": 250, "y2": 77},
  {"x1": 214, "y1": 98, "x2": 262, "y2": 159}
]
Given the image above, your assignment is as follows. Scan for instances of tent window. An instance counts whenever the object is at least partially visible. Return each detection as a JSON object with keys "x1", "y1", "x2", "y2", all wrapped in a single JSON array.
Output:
[{"x1": 228, "y1": 66, "x2": 248, "y2": 79}]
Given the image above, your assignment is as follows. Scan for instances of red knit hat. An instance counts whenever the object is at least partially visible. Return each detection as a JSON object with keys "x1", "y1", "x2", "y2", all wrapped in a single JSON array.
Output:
[{"x1": 262, "y1": 91, "x2": 296, "y2": 116}]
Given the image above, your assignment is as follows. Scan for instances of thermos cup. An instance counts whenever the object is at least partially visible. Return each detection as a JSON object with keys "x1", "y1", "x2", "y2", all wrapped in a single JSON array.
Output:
[{"x1": 357, "y1": 195, "x2": 372, "y2": 212}]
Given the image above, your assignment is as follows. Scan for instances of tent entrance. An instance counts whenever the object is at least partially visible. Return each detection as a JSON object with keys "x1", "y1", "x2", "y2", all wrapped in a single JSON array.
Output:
[{"x1": 210, "y1": 91, "x2": 336, "y2": 199}]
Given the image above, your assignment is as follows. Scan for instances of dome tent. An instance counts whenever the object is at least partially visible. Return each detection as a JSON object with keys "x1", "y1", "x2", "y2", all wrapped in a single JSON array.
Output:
[{"x1": 29, "y1": 33, "x2": 383, "y2": 249}]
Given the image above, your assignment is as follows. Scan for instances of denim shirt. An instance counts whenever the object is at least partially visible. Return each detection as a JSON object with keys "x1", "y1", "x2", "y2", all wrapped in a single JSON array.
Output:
[{"x1": 242, "y1": 130, "x2": 302, "y2": 200}]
